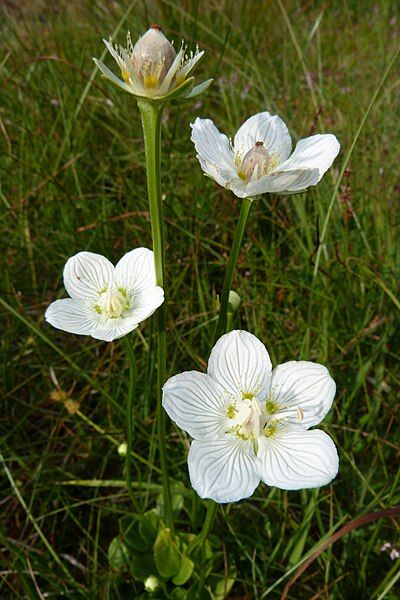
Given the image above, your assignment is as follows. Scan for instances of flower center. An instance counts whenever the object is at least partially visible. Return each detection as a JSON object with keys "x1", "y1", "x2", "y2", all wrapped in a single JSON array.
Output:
[
  {"x1": 226, "y1": 395, "x2": 267, "y2": 441},
  {"x1": 96, "y1": 289, "x2": 130, "y2": 319},
  {"x1": 237, "y1": 141, "x2": 272, "y2": 181}
]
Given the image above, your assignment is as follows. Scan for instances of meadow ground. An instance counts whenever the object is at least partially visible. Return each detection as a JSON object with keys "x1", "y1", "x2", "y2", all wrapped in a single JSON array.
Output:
[{"x1": 1, "y1": 0, "x2": 399, "y2": 598}]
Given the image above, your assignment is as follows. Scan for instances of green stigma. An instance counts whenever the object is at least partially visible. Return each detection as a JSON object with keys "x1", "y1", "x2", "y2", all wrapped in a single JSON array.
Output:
[
  {"x1": 265, "y1": 400, "x2": 278, "y2": 414},
  {"x1": 264, "y1": 422, "x2": 278, "y2": 438},
  {"x1": 226, "y1": 405, "x2": 236, "y2": 419}
]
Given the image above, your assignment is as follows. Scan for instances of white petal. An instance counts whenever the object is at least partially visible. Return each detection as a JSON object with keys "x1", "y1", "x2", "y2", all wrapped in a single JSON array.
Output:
[
  {"x1": 277, "y1": 134, "x2": 340, "y2": 180},
  {"x1": 114, "y1": 248, "x2": 157, "y2": 295},
  {"x1": 186, "y1": 78, "x2": 213, "y2": 99},
  {"x1": 45, "y1": 298, "x2": 99, "y2": 336},
  {"x1": 208, "y1": 330, "x2": 272, "y2": 400},
  {"x1": 128, "y1": 287, "x2": 164, "y2": 323},
  {"x1": 269, "y1": 361, "x2": 336, "y2": 428},
  {"x1": 197, "y1": 156, "x2": 238, "y2": 189},
  {"x1": 233, "y1": 112, "x2": 292, "y2": 163},
  {"x1": 188, "y1": 438, "x2": 260, "y2": 503},
  {"x1": 248, "y1": 168, "x2": 321, "y2": 194},
  {"x1": 162, "y1": 371, "x2": 231, "y2": 439},
  {"x1": 157, "y1": 46, "x2": 184, "y2": 95},
  {"x1": 258, "y1": 427, "x2": 339, "y2": 490},
  {"x1": 93, "y1": 58, "x2": 133, "y2": 94},
  {"x1": 190, "y1": 118, "x2": 237, "y2": 184},
  {"x1": 90, "y1": 317, "x2": 138, "y2": 342},
  {"x1": 63, "y1": 252, "x2": 114, "y2": 301}
]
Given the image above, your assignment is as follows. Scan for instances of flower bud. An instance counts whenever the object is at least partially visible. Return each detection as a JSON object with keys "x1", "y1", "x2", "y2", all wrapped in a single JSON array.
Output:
[
  {"x1": 144, "y1": 575, "x2": 160, "y2": 592},
  {"x1": 117, "y1": 443, "x2": 127, "y2": 457},
  {"x1": 228, "y1": 290, "x2": 241, "y2": 313},
  {"x1": 94, "y1": 26, "x2": 213, "y2": 101},
  {"x1": 131, "y1": 25, "x2": 176, "y2": 90}
]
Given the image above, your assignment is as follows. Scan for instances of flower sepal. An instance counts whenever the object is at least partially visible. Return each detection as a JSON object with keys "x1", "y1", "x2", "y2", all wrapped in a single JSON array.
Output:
[{"x1": 142, "y1": 76, "x2": 196, "y2": 106}]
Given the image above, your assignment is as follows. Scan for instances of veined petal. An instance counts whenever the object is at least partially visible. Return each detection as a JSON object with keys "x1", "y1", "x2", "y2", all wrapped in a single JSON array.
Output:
[
  {"x1": 190, "y1": 118, "x2": 237, "y2": 183},
  {"x1": 157, "y1": 46, "x2": 185, "y2": 95},
  {"x1": 245, "y1": 167, "x2": 321, "y2": 194},
  {"x1": 258, "y1": 426, "x2": 339, "y2": 490},
  {"x1": 208, "y1": 330, "x2": 272, "y2": 400},
  {"x1": 114, "y1": 248, "x2": 157, "y2": 295},
  {"x1": 233, "y1": 112, "x2": 292, "y2": 163},
  {"x1": 45, "y1": 298, "x2": 99, "y2": 336},
  {"x1": 188, "y1": 438, "x2": 260, "y2": 503},
  {"x1": 93, "y1": 58, "x2": 133, "y2": 94},
  {"x1": 64, "y1": 252, "x2": 114, "y2": 301},
  {"x1": 228, "y1": 176, "x2": 269, "y2": 198},
  {"x1": 128, "y1": 287, "x2": 164, "y2": 323},
  {"x1": 197, "y1": 157, "x2": 237, "y2": 189},
  {"x1": 277, "y1": 134, "x2": 340, "y2": 180},
  {"x1": 269, "y1": 361, "x2": 336, "y2": 428},
  {"x1": 90, "y1": 316, "x2": 138, "y2": 342},
  {"x1": 162, "y1": 371, "x2": 231, "y2": 439},
  {"x1": 185, "y1": 78, "x2": 213, "y2": 99}
]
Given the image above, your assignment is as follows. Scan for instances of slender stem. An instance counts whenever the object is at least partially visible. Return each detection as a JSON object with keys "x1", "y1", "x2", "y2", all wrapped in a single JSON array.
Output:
[
  {"x1": 189, "y1": 198, "x2": 254, "y2": 553},
  {"x1": 124, "y1": 336, "x2": 139, "y2": 512},
  {"x1": 212, "y1": 197, "x2": 253, "y2": 346},
  {"x1": 186, "y1": 501, "x2": 218, "y2": 557},
  {"x1": 137, "y1": 99, "x2": 174, "y2": 536}
]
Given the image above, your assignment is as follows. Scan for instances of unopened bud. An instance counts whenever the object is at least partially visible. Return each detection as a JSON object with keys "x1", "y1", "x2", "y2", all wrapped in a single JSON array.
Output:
[
  {"x1": 131, "y1": 26, "x2": 176, "y2": 90},
  {"x1": 228, "y1": 290, "x2": 241, "y2": 313},
  {"x1": 144, "y1": 575, "x2": 160, "y2": 592},
  {"x1": 117, "y1": 443, "x2": 127, "y2": 457},
  {"x1": 239, "y1": 141, "x2": 271, "y2": 180}
]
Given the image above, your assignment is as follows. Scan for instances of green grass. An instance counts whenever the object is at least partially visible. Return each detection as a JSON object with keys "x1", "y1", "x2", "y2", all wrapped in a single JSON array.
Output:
[{"x1": 1, "y1": 0, "x2": 399, "y2": 597}]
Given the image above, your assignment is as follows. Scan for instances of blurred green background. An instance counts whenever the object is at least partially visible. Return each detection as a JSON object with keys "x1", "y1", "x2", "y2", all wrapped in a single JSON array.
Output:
[{"x1": 1, "y1": 0, "x2": 399, "y2": 598}]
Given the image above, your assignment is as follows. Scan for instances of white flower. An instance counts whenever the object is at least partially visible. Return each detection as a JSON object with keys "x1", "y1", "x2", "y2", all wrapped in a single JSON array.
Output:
[
  {"x1": 190, "y1": 112, "x2": 340, "y2": 198},
  {"x1": 45, "y1": 248, "x2": 164, "y2": 342},
  {"x1": 162, "y1": 330, "x2": 338, "y2": 503},
  {"x1": 93, "y1": 25, "x2": 212, "y2": 101}
]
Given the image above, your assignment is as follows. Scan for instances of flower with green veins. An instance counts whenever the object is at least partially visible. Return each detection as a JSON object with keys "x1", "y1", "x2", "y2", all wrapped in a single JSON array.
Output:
[
  {"x1": 45, "y1": 248, "x2": 164, "y2": 342},
  {"x1": 162, "y1": 330, "x2": 338, "y2": 503},
  {"x1": 190, "y1": 112, "x2": 340, "y2": 197},
  {"x1": 93, "y1": 25, "x2": 212, "y2": 102}
]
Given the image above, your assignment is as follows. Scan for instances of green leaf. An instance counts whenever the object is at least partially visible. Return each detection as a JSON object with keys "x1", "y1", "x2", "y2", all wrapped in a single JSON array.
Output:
[
  {"x1": 139, "y1": 510, "x2": 160, "y2": 547},
  {"x1": 172, "y1": 554, "x2": 194, "y2": 586},
  {"x1": 108, "y1": 536, "x2": 130, "y2": 572},
  {"x1": 169, "y1": 589, "x2": 188, "y2": 600},
  {"x1": 186, "y1": 581, "x2": 211, "y2": 599},
  {"x1": 212, "y1": 568, "x2": 237, "y2": 600},
  {"x1": 119, "y1": 515, "x2": 148, "y2": 552},
  {"x1": 190, "y1": 538, "x2": 215, "y2": 575},
  {"x1": 154, "y1": 528, "x2": 181, "y2": 578},
  {"x1": 130, "y1": 550, "x2": 158, "y2": 581}
]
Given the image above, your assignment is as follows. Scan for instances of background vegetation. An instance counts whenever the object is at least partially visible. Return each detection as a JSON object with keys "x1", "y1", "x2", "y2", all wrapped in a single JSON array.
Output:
[{"x1": 1, "y1": 0, "x2": 399, "y2": 597}]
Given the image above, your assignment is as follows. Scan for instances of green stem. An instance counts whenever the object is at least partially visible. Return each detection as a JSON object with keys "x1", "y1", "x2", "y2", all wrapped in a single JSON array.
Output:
[
  {"x1": 137, "y1": 99, "x2": 174, "y2": 536},
  {"x1": 212, "y1": 197, "x2": 253, "y2": 346},
  {"x1": 124, "y1": 336, "x2": 139, "y2": 512},
  {"x1": 189, "y1": 198, "x2": 254, "y2": 553},
  {"x1": 186, "y1": 501, "x2": 218, "y2": 557}
]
